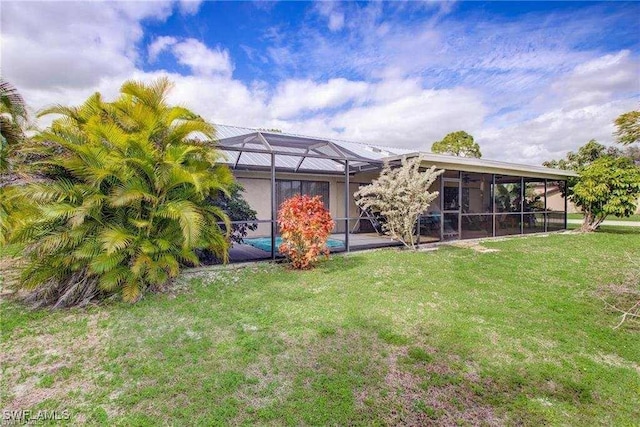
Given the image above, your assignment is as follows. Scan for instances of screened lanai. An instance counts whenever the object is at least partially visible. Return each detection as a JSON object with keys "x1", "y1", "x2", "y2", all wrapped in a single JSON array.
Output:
[
  {"x1": 212, "y1": 124, "x2": 575, "y2": 263},
  {"x1": 214, "y1": 127, "x2": 398, "y2": 261}
]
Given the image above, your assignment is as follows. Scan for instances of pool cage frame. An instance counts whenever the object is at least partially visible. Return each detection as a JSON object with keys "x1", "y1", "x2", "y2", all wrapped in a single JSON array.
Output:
[
  {"x1": 214, "y1": 130, "x2": 570, "y2": 262},
  {"x1": 216, "y1": 130, "x2": 385, "y2": 260}
]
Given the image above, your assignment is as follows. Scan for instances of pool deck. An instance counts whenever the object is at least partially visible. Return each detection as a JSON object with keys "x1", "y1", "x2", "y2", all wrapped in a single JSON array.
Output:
[{"x1": 228, "y1": 233, "x2": 409, "y2": 263}]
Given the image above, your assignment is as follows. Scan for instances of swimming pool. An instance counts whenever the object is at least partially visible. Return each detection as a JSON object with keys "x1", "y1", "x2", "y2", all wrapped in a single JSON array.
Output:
[{"x1": 243, "y1": 237, "x2": 344, "y2": 253}]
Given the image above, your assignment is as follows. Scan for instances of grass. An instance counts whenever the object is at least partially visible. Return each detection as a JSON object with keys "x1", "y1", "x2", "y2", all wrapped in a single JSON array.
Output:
[
  {"x1": 567, "y1": 222, "x2": 640, "y2": 234},
  {"x1": 567, "y1": 213, "x2": 640, "y2": 222},
  {"x1": 1, "y1": 230, "x2": 639, "y2": 425}
]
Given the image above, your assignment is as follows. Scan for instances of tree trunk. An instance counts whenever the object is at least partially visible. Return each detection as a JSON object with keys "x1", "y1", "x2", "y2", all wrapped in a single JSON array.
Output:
[{"x1": 580, "y1": 212, "x2": 606, "y2": 232}]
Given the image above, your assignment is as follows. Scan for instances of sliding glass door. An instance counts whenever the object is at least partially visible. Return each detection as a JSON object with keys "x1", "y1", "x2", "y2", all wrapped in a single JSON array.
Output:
[{"x1": 442, "y1": 175, "x2": 461, "y2": 241}]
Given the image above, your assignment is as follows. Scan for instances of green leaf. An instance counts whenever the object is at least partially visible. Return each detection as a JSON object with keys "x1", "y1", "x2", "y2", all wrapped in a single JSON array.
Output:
[{"x1": 99, "y1": 227, "x2": 134, "y2": 255}]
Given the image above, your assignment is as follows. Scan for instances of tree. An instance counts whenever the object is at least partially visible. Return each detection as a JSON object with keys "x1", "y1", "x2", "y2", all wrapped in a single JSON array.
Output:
[
  {"x1": 614, "y1": 110, "x2": 640, "y2": 145},
  {"x1": 622, "y1": 145, "x2": 640, "y2": 165},
  {"x1": 542, "y1": 139, "x2": 617, "y2": 171},
  {"x1": 431, "y1": 131, "x2": 481, "y2": 158},
  {"x1": 542, "y1": 139, "x2": 616, "y2": 204},
  {"x1": 354, "y1": 156, "x2": 443, "y2": 249},
  {"x1": 0, "y1": 79, "x2": 32, "y2": 244},
  {"x1": 0, "y1": 78, "x2": 29, "y2": 172},
  {"x1": 543, "y1": 139, "x2": 640, "y2": 232},
  {"x1": 6, "y1": 78, "x2": 233, "y2": 307},
  {"x1": 572, "y1": 156, "x2": 640, "y2": 232}
]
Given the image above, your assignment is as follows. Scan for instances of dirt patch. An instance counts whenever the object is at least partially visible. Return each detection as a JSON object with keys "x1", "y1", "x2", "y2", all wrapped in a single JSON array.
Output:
[
  {"x1": 0, "y1": 255, "x2": 22, "y2": 294},
  {"x1": 449, "y1": 241, "x2": 500, "y2": 253},
  {"x1": 235, "y1": 355, "x2": 293, "y2": 410},
  {"x1": 231, "y1": 329, "x2": 388, "y2": 424},
  {"x1": 383, "y1": 348, "x2": 503, "y2": 426},
  {"x1": 595, "y1": 264, "x2": 640, "y2": 329},
  {"x1": 590, "y1": 353, "x2": 640, "y2": 375},
  {"x1": 1, "y1": 310, "x2": 112, "y2": 413}
]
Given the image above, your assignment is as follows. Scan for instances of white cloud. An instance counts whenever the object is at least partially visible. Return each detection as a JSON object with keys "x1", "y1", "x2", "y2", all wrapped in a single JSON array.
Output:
[
  {"x1": 325, "y1": 87, "x2": 487, "y2": 150},
  {"x1": 1, "y1": 1, "x2": 637, "y2": 169},
  {"x1": 328, "y1": 13, "x2": 345, "y2": 32},
  {"x1": 477, "y1": 51, "x2": 640, "y2": 165},
  {"x1": 477, "y1": 99, "x2": 637, "y2": 166},
  {"x1": 146, "y1": 36, "x2": 234, "y2": 76},
  {"x1": 148, "y1": 36, "x2": 178, "y2": 62},
  {"x1": 170, "y1": 39, "x2": 234, "y2": 77},
  {"x1": 0, "y1": 0, "x2": 174, "y2": 90},
  {"x1": 315, "y1": 1, "x2": 345, "y2": 32},
  {"x1": 178, "y1": 0, "x2": 203, "y2": 15},
  {"x1": 547, "y1": 50, "x2": 639, "y2": 110},
  {"x1": 270, "y1": 78, "x2": 369, "y2": 118}
]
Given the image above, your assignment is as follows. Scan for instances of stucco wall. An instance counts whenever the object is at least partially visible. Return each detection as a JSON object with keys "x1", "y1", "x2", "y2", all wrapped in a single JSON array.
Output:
[
  {"x1": 235, "y1": 171, "x2": 360, "y2": 237},
  {"x1": 234, "y1": 176, "x2": 272, "y2": 236},
  {"x1": 233, "y1": 169, "x2": 448, "y2": 237}
]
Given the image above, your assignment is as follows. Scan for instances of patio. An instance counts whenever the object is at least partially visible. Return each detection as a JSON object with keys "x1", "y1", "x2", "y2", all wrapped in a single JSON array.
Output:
[{"x1": 227, "y1": 233, "x2": 407, "y2": 263}]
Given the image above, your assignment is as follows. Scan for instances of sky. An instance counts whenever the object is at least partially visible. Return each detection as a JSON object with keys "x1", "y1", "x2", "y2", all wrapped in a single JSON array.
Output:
[{"x1": 1, "y1": 0, "x2": 638, "y2": 165}]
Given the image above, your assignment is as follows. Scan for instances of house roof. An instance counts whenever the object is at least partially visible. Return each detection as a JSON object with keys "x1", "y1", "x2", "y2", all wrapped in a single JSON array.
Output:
[{"x1": 213, "y1": 124, "x2": 577, "y2": 180}]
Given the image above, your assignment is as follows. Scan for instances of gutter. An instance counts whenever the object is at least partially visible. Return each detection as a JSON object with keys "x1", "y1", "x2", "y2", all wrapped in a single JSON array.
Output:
[{"x1": 383, "y1": 151, "x2": 578, "y2": 180}]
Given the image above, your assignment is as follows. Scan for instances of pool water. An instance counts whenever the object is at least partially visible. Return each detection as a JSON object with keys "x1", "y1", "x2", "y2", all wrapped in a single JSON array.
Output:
[{"x1": 243, "y1": 237, "x2": 344, "y2": 253}]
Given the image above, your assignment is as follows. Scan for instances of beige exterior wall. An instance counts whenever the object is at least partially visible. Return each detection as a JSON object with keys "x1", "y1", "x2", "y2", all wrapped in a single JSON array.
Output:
[
  {"x1": 545, "y1": 190, "x2": 640, "y2": 214},
  {"x1": 235, "y1": 171, "x2": 367, "y2": 237},
  {"x1": 232, "y1": 167, "x2": 588, "y2": 239},
  {"x1": 234, "y1": 169, "x2": 447, "y2": 237},
  {"x1": 234, "y1": 175, "x2": 272, "y2": 236},
  {"x1": 546, "y1": 191, "x2": 571, "y2": 212}
]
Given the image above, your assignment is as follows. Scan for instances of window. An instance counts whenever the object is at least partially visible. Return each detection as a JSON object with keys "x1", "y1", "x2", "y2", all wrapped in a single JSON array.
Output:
[
  {"x1": 443, "y1": 180, "x2": 460, "y2": 211},
  {"x1": 523, "y1": 179, "x2": 545, "y2": 212},
  {"x1": 276, "y1": 180, "x2": 329, "y2": 209},
  {"x1": 493, "y1": 176, "x2": 522, "y2": 213},
  {"x1": 461, "y1": 173, "x2": 492, "y2": 213}
]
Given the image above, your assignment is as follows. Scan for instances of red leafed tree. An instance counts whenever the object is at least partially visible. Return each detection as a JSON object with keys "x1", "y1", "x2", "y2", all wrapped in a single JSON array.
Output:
[{"x1": 277, "y1": 195, "x2": 335, "y2": 269}]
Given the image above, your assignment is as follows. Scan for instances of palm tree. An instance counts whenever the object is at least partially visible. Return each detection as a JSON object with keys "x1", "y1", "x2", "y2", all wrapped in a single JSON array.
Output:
[
  {"x1": 7, "y1": 78, "x2": 233, "y2": 306},
  {"x1": 1, "y1": 79, "x2": 31, "y2": 244},
  {"x1": 0, "y1": 78, "x2": 29, "y2": 172}
]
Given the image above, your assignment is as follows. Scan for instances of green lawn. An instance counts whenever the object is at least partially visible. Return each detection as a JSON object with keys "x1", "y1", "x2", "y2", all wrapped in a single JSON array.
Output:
[
  {"x1": 1, "y1": 231, "x2": 639, "y2": 425},
  {"x1": 568, "y1": 212, "x2": 640, "y2": 222}
]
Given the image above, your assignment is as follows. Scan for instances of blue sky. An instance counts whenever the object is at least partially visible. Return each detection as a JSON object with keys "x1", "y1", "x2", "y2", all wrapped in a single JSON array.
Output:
[{"x1": 2, "y1": 1, "x2": 638, "y2": 165}]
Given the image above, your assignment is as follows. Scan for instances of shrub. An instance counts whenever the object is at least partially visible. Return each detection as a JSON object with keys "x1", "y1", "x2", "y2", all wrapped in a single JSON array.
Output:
[
  {"x1": 198, "y1": 182, "x2": 257, "y2": 264},
  {"x1": 209, "y1": 182, "x2": 257, "y2": 244},
  {"x1": 277, "y1": 195, "x2": 334, "y2": 269},
  {"x1": 354, "y1": 156, "x2": 443, "y2": 249},
  {"x1": 6, "y1": 78, "x2": 233, "y2": 307}
]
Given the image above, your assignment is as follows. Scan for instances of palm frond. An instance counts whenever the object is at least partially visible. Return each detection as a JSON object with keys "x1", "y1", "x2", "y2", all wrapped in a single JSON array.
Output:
[
  {"x1": 0, "y1": 78, "x2": 27, "y2": 120},
  {"x1": 122, "y1": 279, "x2": 142, "y2": 303},
  {"x1": 155, "y1": 200, "x2": 204, "y2": 247},
  {"x1": 89, "y1": 252, "x2": 126, "y2": 274},
  {"x1": 120, "y1": 77, "x2": 173, "y2": 110},
  {"x1": 99, "y1": 227, "x2": 135, "y2": 254}
]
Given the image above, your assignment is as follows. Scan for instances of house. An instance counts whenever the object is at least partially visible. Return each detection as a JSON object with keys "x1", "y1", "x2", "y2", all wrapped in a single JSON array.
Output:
[{"x1": 213, "y1": 124, "x2": 577, "y2": 262}]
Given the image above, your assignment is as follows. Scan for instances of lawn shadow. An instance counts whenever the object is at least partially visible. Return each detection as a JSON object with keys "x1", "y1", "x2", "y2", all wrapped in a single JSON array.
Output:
[
  {"x1": 315, "y1": 253, "x2": 369, "y2": 274},
  {"x1": 596, "y1": 226, "x2": 640, "y2": 235}
]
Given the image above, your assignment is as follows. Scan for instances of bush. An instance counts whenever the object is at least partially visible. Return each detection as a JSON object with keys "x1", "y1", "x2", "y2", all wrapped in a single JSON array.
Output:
[
  {"x1": 209, "y1": 182, "x2": 257, "y2": 244},
  {"x1": 277, "y1": 195, "x2": 334, "y2": 269},
  {"x1": 198, "y1": 182, "x2": 257, "y2": 264},
  {"x1": 354, "y1": 156, "x2": 443, "y2": 249},
  {"x1": 6, "y1": 78, "x2": 233, "y2": 307}
]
